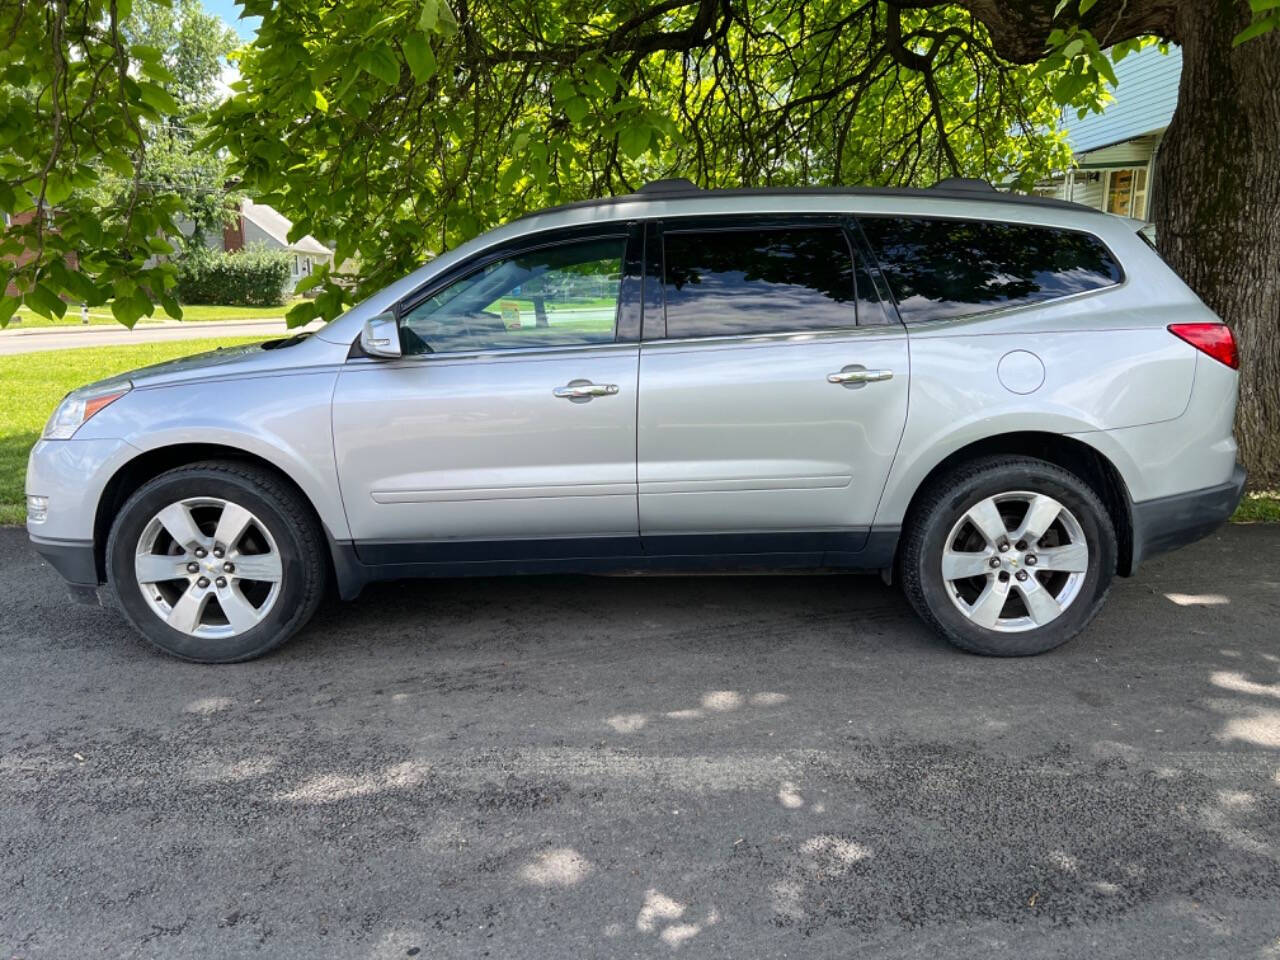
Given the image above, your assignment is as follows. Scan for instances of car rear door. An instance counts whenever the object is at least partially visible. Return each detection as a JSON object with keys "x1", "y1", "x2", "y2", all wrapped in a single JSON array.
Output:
[
  {"x1": 332, "y1": 225, "x2": 643, "y2": 564},
  {"x1": 636, "y1": 216, "x2": 910, "y2": 562}
]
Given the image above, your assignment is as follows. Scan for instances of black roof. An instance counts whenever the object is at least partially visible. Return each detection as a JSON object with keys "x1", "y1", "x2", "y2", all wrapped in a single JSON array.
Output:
[{"x1": 515, "y1": 176, "x2": 1101, "y2": 222}]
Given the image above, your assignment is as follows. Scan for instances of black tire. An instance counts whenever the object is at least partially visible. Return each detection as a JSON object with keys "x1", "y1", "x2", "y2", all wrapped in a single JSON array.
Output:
[
  {"x1": 106, "y1": 460, "x2": 327, "y2": 663},
  {"x1": 899, "y1": 455, "x2": 1116, "y2": 656}
]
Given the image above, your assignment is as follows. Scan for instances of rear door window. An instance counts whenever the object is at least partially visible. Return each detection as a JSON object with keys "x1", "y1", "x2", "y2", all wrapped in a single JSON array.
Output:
[
  {"x1": 858, "y1": 216, "x2": 1122, "y2": 323},
  {"x1": 659, "y1": 226, "x2": 874, "y2": 338}
]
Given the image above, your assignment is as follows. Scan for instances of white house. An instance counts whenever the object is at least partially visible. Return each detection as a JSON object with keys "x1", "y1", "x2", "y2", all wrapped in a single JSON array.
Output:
[
  {"x1": 1033, "y1": 45, "x2": 1182, "y2": 223},
  {"x1": 212, "y1": 199, "x2": 334, "y2": 290}
]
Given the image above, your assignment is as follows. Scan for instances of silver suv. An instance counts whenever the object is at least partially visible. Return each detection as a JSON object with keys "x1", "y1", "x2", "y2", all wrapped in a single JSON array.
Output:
[{"x1": 26, "y1": 178, "x2": 1245, "y2": 662}]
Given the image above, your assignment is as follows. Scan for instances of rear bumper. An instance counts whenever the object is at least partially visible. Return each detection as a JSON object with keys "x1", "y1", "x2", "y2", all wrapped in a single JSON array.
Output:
[
  {"x1": 1130, "y1": 463, "x2": 1246, "y2": 571},
  {"x1": 30, "y1": 535, "x2": 102, "y2": 605}
]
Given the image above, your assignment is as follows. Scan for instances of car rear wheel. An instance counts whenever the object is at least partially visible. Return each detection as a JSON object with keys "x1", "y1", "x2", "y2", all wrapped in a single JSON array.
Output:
[
  {"x1": 900, "y1": 456, "x2": 1117, "y2": 656},
  {"x1": 106, "y1": 461, "x2": 326, "y2": 663}
]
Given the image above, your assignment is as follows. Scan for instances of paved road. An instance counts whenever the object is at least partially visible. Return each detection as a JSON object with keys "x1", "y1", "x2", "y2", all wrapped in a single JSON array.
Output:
[
  {"x1": 2, "y1": 524, "x2": 1278, "y2": 959},
  {"x1": 0, "y1": 318, "x2": 320, "y2": 356}
]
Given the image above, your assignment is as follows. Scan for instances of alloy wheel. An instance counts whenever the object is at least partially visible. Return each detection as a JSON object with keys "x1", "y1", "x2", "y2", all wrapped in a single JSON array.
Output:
[
  {"x1": 134, "y1": 496, "x2": 283, "y2": 639},
  {"x1": 940, "y1": 490, "x2": 1090, "y2": 633}
]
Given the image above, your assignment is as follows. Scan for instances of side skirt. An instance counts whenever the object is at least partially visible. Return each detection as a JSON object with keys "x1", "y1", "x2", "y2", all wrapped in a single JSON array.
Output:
[{"x1": 326, "y1": 530, "x2": 900, "y2": 601}]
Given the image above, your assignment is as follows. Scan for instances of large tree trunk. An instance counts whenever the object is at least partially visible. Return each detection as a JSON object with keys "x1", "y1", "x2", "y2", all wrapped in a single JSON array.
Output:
[{"x1": 1154, "y1": 2, "x2": 1280, "y2": 487}]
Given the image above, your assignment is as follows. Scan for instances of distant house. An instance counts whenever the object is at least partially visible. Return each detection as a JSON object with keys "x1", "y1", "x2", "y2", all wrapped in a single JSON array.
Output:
[
  {"x1": 1033, "y1": 45, "x2": 1182, "y2": 223},
  {"x1": 188, "y1": 199, "x2": 335, "y2": 291}
]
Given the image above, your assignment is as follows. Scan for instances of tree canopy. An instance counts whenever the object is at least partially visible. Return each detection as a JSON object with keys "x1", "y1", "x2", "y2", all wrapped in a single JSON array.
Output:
[
  {"x1": 0, "y1": 0, "x2": 237, "y2": 326},
  {"x1": 212, "y1": 0, "x2": 1119, "y2": 324},
  {"x1": 4, "y1": 0, "x2": 1121, "y2": 327}
]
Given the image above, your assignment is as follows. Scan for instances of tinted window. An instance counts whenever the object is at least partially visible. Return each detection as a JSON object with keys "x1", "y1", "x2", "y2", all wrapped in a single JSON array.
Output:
[
  {"x1": 661, "y1": 227, "x2": 864, "y2": 338},
  {"x1": 860, "y1": 217, "x2": 1121, "y2": 323},
  {"x1": 400, "y1": 238, "x2": 625, "y2": 354}
]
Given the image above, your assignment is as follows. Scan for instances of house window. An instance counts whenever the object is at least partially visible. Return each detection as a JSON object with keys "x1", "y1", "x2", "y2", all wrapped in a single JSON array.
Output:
[
  {"x1": 1105, "y1": 168, "x2": 1149, "y2": 220},
  {"x1": 293, "y1": 255, "x2": 300, "y2": 276}
]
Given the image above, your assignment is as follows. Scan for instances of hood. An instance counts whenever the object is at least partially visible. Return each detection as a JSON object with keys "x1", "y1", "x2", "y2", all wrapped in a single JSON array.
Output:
[{"x1": 81, "y1": 333, "x2": 353, "y2": 393}]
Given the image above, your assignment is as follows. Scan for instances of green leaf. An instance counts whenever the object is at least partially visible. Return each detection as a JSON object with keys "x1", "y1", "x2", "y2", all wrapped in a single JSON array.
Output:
[
  {"x1": 102, "y1": 151, "x2": 135, "y2": 178},
  {"x1": 294, "y1": 271, "x2": 324, "y2": 294},
  {"x1": 564, "y1": 96, "x2": 589, "y2": 124},
  {"x1": 418, "y1": 0, "x2": 457, "y2": 35},
  {"x1": 498, "y1": 161, "x2": 522, "y2": 193},
  {"x1": 618, "y1": 125, "x2": 651, "y2": 159},
  {"x1": 0, "y1": 295, "x2": 19, "y2": 328},
  {"x1": 1063, "y1": 38, "x2": 1084, "y2": 58},
  {"x1": 312, "y1": 88, "x2": 330, "y2": 113},
  {"x1": 137, "y1": 82, "x2": 180, "y2": 116},
  {"x1": 552, "y1": 77, "x2": 576, "y2": 101},
  {"x1": 403, "y1": 33, "x2": 436, "y2": 81},
  {"x1": 1053, "y1": 0, "x2": 1072, "y2": 18},
  {"x1": 418, "y1": 0, "x2": 440, "y2": 32},
  {"x1": 358, "y1": 45, "x2": 401, "y2": 85},
  {"x1": 1094, "y1": 54, "x2": 1118, "y2": 86},
  {"x1": 110, "y1": 293, "x2": 150, "y2": 329},
  {"x1": 1233, "y1": 16, "x2": 1279, "y2": 45},
  {"x1": 1249, "y1": 0, "x2": 1280, "y2": 12},
  {"x1": 434, "y1": 1, "x2": 458, "y2": 34},
  {"x1": 285, "y1": 299, "x2": 319, "y2": 328},
  {"x1": 26, "y1": 283, "x2": 67, "y2": 320},
  {"x1": 45, "y1": 171, "x2": 73, "y2": 205},
  {"x1": 1078, "y1": 0, "x2": 1098, "y2": 15},
  {"x1": 48, "y1": 260, "x2": 98, "y2": 302},
  {"x1": 159, "y1": 293, "x2": 183, "y2": 320}
]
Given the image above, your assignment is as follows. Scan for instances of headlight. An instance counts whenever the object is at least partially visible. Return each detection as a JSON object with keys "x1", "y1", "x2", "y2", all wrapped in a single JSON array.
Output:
[{"x1": 43, "y1": 383, "x2": 130, "y2": 439}]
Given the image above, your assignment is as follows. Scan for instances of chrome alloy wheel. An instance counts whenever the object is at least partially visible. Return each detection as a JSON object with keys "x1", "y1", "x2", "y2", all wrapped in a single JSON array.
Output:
[
  {"x1": 134, "y1": 497, "x2": 283, "y2": 639},
  {"x1": 941, "y1": 491, "x2": 1090, "y2": 633}
]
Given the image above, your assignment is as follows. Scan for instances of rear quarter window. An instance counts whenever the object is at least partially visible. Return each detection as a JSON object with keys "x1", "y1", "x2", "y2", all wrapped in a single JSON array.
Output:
[{"x1": 859, "y1": 216, "x2": 1122, "y2": 323}]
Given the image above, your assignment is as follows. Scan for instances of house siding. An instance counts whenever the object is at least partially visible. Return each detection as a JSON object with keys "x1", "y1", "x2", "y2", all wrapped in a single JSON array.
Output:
[
  {"x1": 1028, "y1": 46, "x2": 1179, "y2": 223},
  {"x1": 1058, "y1": 46, "x2": 1182, "y2": 153}
]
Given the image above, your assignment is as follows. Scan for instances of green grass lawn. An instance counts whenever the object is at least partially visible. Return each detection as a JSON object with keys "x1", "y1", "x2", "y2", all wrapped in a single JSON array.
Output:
[
  {"x1": 1233, "y1": 490, "x2": 1280, "y2": 523},
  {"x1": 4, "y1": 302, "x2": 297, "y2": 328},
  {"x1": 1, "y1": 337, "x2": 1278, "y2": 527},
  {"x1": 0, "y1": 337, "x2": 262, "y2": 525}
]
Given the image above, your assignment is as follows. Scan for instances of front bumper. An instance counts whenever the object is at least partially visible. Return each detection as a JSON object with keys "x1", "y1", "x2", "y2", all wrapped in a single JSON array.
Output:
[
  {"x1": 26, "y1": 436, "x2": 138, "y2": 604},
  {"x1": 30, "y1": 535, "x2": 101, "y2": 604},
  {"x1": 1130, "y1": 463, "x2": 1246, "y2": 571}
]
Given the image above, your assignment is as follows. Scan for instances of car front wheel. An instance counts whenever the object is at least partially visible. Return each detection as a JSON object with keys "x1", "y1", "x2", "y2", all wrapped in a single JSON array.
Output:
[
  {"x1": 900, "y1": 456, "x2": 1117, "y2": 656},
  {"x1": 106, "y1": 461, "x2": 326, "y2": 663}
]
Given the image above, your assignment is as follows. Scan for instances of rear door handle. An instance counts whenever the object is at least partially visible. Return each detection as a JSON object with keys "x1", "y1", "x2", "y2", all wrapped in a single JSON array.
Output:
[
  {"x1": 828, "y1": 365, "x2": 894, "y2": 387},
  {"x1": 553, "y1": 380, "x2": 620, "y2": 402}
]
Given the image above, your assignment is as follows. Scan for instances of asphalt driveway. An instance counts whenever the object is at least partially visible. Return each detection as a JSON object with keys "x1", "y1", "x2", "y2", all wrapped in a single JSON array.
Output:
[{"x1": 1, "y1": 524, "x2": 1278, "y2": 959}]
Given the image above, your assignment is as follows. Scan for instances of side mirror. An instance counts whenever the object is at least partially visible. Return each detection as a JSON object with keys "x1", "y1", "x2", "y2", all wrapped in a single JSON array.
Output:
[{"x1": 360, "y1": 312, "x2": 402, "y2": 359}]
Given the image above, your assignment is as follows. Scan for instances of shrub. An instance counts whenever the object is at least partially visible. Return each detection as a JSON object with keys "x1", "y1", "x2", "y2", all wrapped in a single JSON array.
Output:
[{"x1": 175, "y1": 244, "x2": 292, "y2": 306}]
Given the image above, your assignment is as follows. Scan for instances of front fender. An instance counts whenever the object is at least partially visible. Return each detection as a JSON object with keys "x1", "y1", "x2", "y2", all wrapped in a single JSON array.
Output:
[{"x1": 79, "y1": 370, "x2": 350, "y2": 540}]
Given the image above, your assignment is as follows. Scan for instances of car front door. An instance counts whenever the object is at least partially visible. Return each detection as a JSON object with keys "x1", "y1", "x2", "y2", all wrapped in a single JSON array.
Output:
[
  {"x1": 332, "y1": 225, "x2": 643, "y2": 565},
  {"x1": 637, "y1": 216, "x2": 909, "y2": 562}
]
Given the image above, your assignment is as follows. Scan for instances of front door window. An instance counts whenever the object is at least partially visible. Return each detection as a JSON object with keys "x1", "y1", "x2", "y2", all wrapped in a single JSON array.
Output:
[{"x1": 399, "y1": 238, "x2": 626, "y2": 354}]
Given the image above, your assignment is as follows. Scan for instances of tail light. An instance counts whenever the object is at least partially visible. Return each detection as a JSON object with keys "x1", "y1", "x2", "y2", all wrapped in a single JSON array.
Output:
[{"x1": 1168, "y1": 323, "x2": 1238, "y2": 369}]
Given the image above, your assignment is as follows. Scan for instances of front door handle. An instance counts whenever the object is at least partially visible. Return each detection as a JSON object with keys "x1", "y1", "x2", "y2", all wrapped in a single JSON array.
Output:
[
  {"x1": 553, "y1": 380, "x2": 620, "y2": 403},
  {"x1": 828, "y1": 365, "x2": 894, "y2": 387}
]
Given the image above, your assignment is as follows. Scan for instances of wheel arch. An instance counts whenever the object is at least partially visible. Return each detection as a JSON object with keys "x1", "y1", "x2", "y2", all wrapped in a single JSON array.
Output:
[
  {"x1": 92, "y1": 442, "x2": 340, "y2": 585},
  {"x1": 890, "y1": 431, "x2": 1137, "y2": 577}
]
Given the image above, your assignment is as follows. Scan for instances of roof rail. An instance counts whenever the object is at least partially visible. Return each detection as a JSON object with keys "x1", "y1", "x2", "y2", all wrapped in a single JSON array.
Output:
[
  {"x1": 638, "y1": 177, "x2": 700, "y2": 196},
  {"x1": 931, "y1": 177, "x2": 996, "y2": 193}
]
